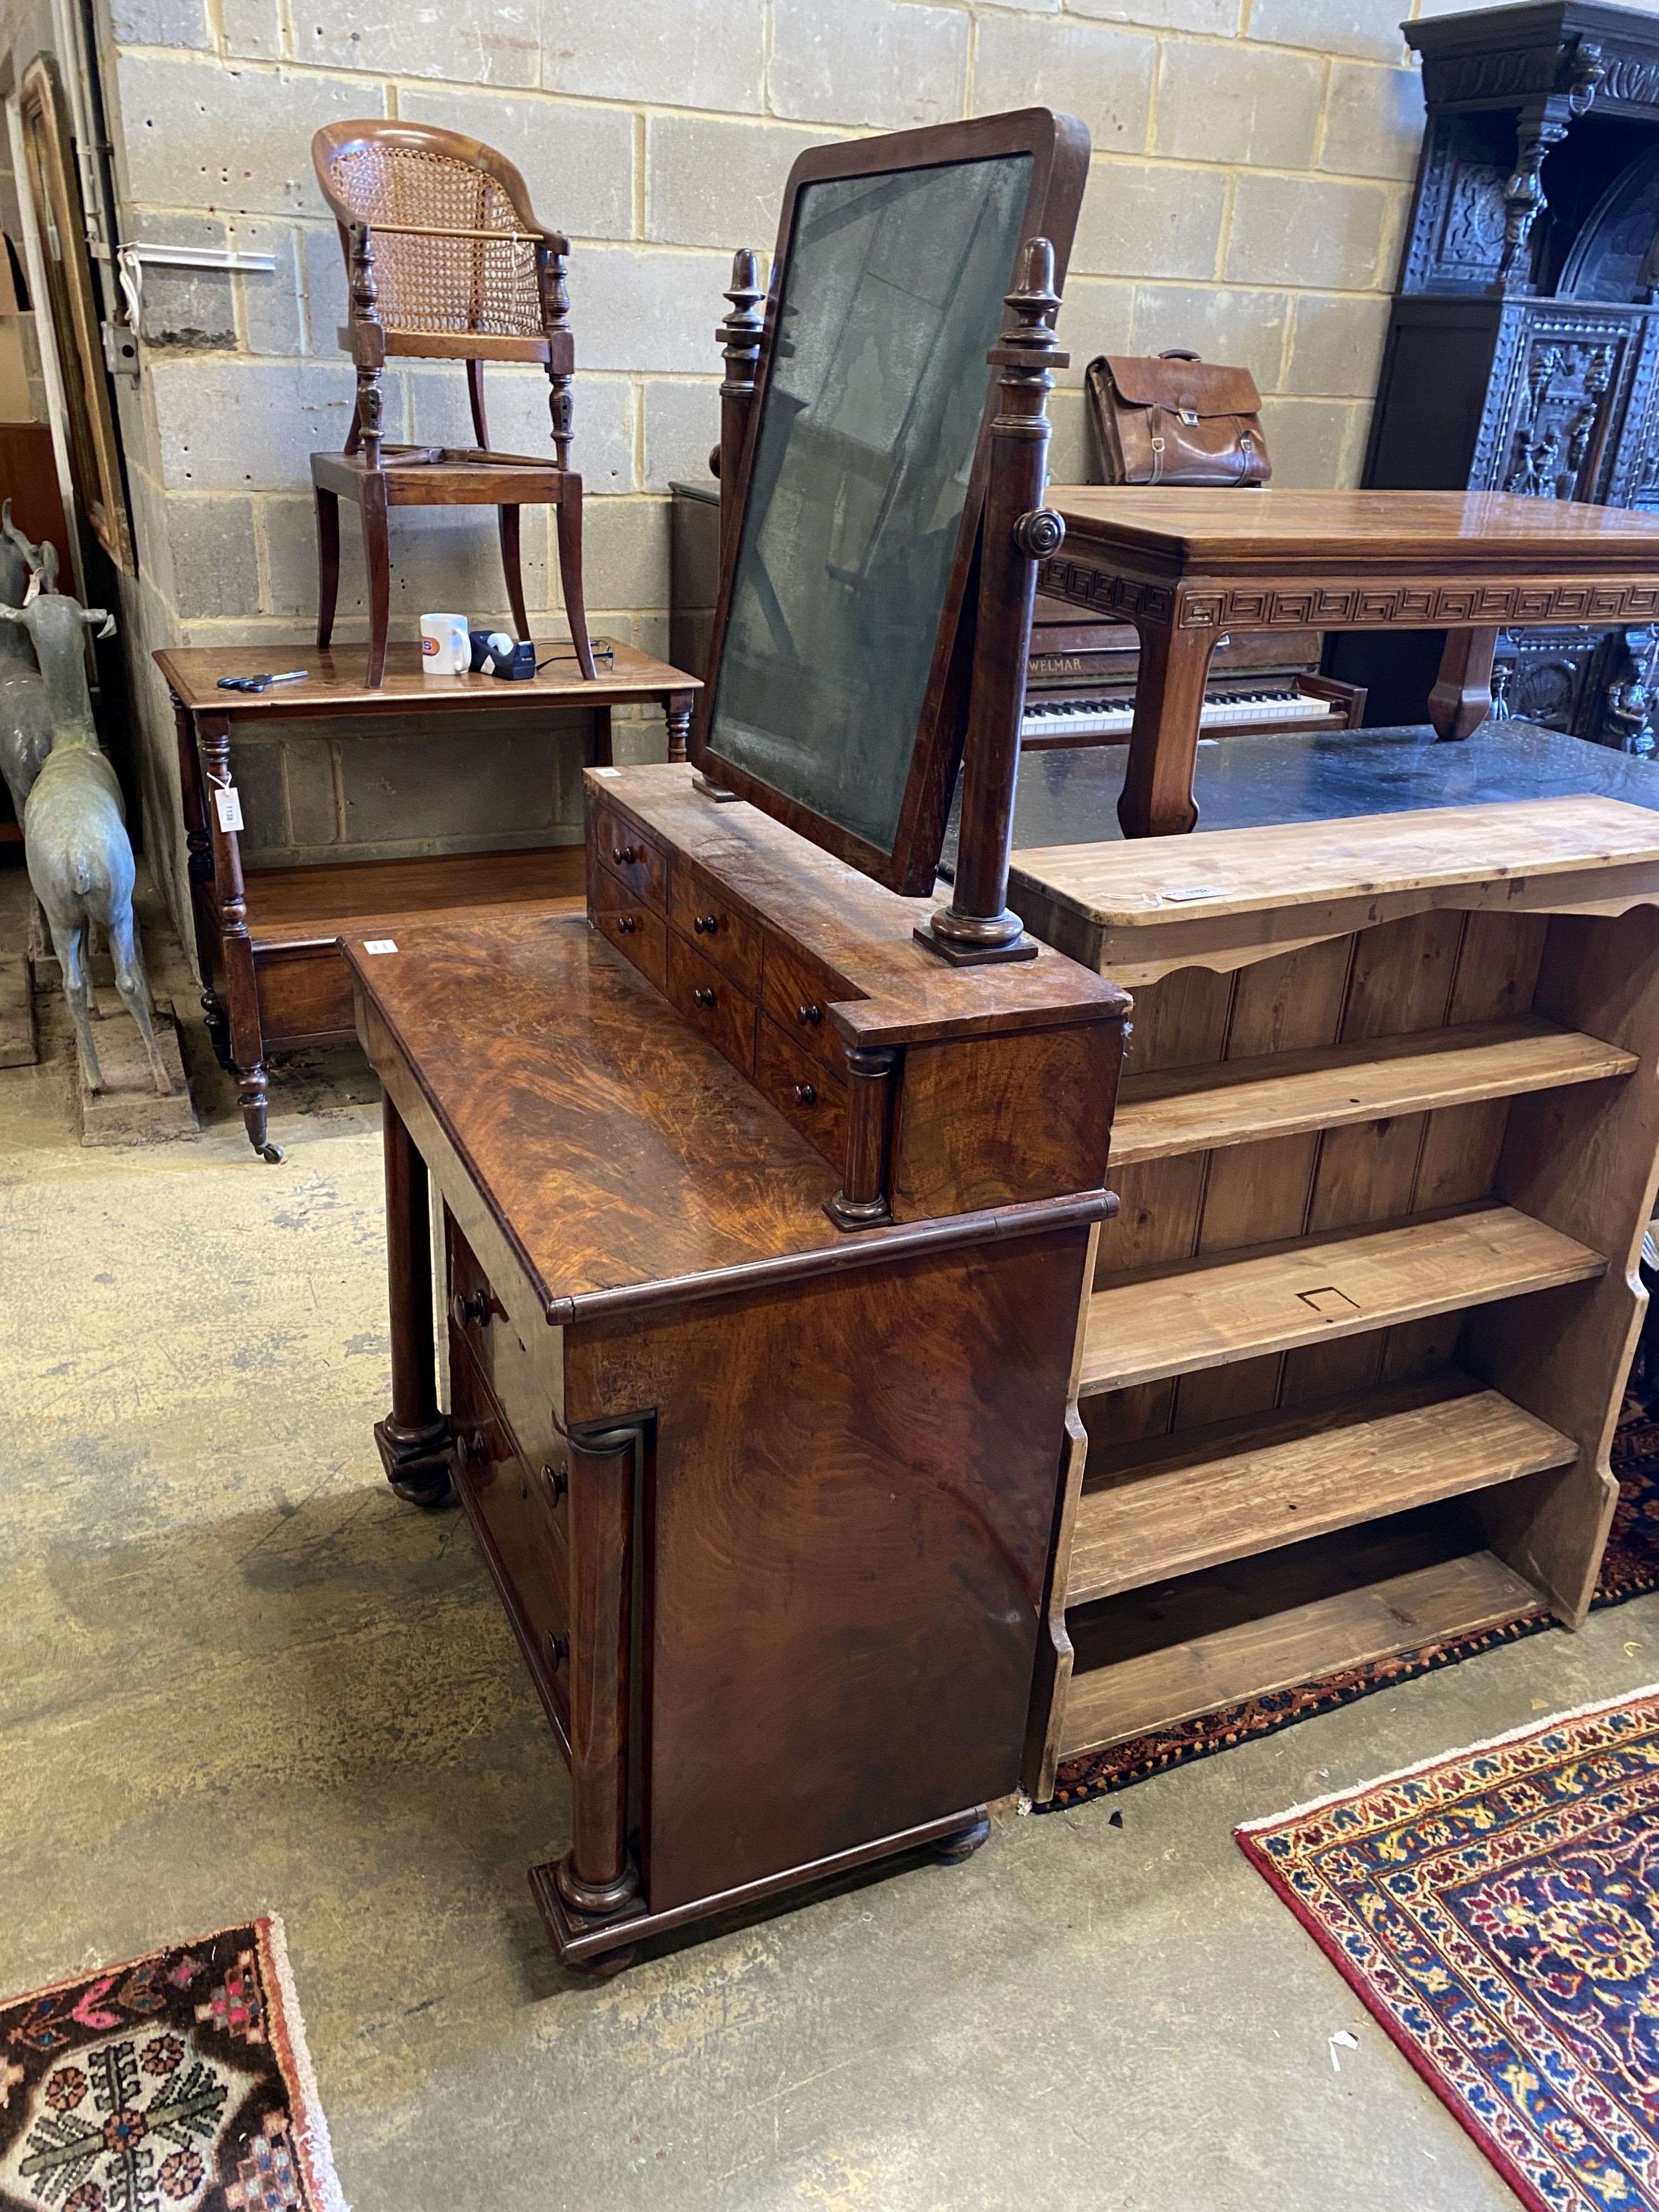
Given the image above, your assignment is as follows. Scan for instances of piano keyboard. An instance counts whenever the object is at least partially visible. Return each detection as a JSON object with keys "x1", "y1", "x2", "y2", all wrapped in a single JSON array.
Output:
[{"x1": 1021, "y1": 686, "x2": 1339, "y2": 741}]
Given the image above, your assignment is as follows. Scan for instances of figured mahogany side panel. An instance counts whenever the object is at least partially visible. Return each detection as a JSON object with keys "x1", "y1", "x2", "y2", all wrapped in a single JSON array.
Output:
[
  {"x1": 889, "y1": 1018, "x2": 1123, "y2": 1220},
  {"x1": 564, "y1": 1222, "x2": 1093, "y2": 1915}
]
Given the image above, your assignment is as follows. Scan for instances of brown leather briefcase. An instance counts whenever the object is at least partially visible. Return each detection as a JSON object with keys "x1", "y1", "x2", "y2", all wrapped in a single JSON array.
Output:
[{"x1": 1086, "y1": 349, "x2": 1271, "y2": 487}]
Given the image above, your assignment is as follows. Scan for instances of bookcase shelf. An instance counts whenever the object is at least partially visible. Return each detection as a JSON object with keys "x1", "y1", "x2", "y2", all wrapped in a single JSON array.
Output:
[
  {"x1": 1108, "y1": 1018, "x2": 1634, "y2": 1167},
  {"x1": 1060, "y1": 1510, "x2": 1542, "y2": 1760},
  {"x1": 1068, "y1": 1370, "x2": 1574, "y2": 1608},
  {"x1": 1079, "y1": 1204, "x2": 1607, "y2": 1398}
]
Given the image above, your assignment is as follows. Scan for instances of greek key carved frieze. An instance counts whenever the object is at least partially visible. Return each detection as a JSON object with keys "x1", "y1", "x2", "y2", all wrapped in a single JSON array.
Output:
[
  {"x1": 1035, "y1": 558, "x2": 1171, "y2": 628},
  {"x1": 1038, "y1": 566, "x2": 1659, "y2": 632}
]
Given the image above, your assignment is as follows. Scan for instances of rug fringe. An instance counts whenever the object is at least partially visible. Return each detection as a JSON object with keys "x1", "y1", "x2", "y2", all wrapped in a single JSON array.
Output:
[
  {"x1": 261, "y1": 1913, "x2": 351, "y2": 2212},
  {"x1": 1233, "y1": 1674, "x2": 1659, "y2": 1837}
]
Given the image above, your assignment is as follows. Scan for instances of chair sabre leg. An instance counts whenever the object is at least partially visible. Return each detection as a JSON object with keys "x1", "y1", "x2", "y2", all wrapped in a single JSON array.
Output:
[
  {"x1": 500, "y1": 507, "x2": 531, "y2": 642},
  {"x1": 315, "y1": 484, "x2": 341, "y2": 651},
  {"x1": 361, "y1": 478, "x2": 390, "y2": 689},
  {"x1": 554, "y1": 488, "x2": 597, "y2": 681}
]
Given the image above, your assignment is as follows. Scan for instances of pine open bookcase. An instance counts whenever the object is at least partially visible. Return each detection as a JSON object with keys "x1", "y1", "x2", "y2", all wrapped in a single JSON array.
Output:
[{"x1": 1015, "y1": 794, "x2": 1659, "y2": 1798}]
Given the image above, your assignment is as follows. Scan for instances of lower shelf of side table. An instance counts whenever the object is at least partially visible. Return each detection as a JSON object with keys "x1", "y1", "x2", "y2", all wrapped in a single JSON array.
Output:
[{"x1": 223, "y1": 846, "x2": 589, "y2": 1050}]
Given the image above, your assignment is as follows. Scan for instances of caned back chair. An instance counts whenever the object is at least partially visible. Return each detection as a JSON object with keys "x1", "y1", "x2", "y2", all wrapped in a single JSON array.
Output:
[{"x1": 309, "y1": 120, "x2": 594, "y2": 687}]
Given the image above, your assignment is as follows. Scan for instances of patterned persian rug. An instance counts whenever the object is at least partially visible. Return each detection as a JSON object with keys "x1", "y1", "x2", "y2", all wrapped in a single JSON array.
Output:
[
  {"x1": 1043, "y1": 1412, "x2": 1659, "y2": 1811},
  {"x1": 0, "y1": 1918, "x2": 346, "y2": 2212},
  {"x1": 1237, "y1": 1688, "x2": 1659, "y2": 2212}
]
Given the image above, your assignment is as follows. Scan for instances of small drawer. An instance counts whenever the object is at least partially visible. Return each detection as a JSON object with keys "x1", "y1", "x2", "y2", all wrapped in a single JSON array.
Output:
[
  {"x1": 590, "y1": 800, "x2": 666, "y2": 913},
  {"x1": 589, "y1": 868, "x2": 666, "y2": 991},
  {"x1": 448, "y1": 1346, "x2": 571, "y2": 1719},
  {"x1": 447, "y1": 1216, "x2": 570, "y2": 1508},
  {"x1": 756, "y1": 1014, "x2": 847, "y2": 1167},
  {"x1": 666, "y1": 930, "x2": 757, "y2": 1077},
  {"x1": 669, "y1": 862, "x2": 763, "y2": 995},
  {"x1": 760, "y1": 935, "x2": 857, "y2": 1074}
]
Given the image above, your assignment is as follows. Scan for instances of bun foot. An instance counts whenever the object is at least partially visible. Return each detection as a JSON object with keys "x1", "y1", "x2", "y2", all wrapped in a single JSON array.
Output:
[
  {"x1": 569, "y1": 1944, "x2": 637, "y2": 1981},
  {"x1": 930, "y1": 1815, "x2": 990, "y2": 1865},
  {"x1": 388, "y1": 1469, "x2": 454, "y2": 1509}
]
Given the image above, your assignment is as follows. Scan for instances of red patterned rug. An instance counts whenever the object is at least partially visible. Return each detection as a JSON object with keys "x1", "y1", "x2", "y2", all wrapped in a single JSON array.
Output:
[
  {"x1": 0, "y1": 1918, "x2": 345, "y2": 2212},
  {"x1": 1044, "y1": 1412, "x2": 1659, "y2": 1811},
  {"x1": 1238, "y1": 1687, "x2": 1659, "y2": 2212}
]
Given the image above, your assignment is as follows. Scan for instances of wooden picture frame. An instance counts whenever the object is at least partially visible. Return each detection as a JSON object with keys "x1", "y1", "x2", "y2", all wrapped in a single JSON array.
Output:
[
  {"x1": 18, "y1": 54, "x2": 134, "y2": 575},
  {"x1": 690, "y1": 109, "x2": 1089, "y2": 896}
]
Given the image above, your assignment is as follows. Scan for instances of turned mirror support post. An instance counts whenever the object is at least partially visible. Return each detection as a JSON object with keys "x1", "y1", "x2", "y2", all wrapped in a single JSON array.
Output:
[
  {"x1": 917, "y1": 238, "x2": 1068, "y2": 968},
  {"x1": 715, "y1": 247, "x2": 765, "y2": 567}
]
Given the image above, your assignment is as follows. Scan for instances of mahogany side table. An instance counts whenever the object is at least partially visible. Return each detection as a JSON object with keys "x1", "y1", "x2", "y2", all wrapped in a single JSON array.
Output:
[
  {"x1": 1040, "y1": 489, "x2": 1659, "y2": 837},
  {"x1": 157, "y1": 640, "x2": 700, "y2": 1160}
]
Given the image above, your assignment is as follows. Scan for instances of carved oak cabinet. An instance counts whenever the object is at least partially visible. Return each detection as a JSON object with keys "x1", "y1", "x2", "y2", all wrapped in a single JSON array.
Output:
[{"x1": 1342, "y1": 0, "x2": 1659, "y2": 740}]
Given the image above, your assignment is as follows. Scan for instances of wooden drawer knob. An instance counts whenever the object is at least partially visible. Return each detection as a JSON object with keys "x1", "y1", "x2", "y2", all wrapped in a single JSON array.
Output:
[
  {"x1": 451, "y1": 1288, "x2": 490, "y2": 1329},
  {"x1": 693, "y1": 913, "x2": 719, "y2": 934},
  {"x1": 794, "y1": 1082, "x2": 817, "y2": 1107},
  {"x1": 543, "y1": 1630, "x2": 569, "y2": 1668},
  {"x1": 542, "y1": 1462, "x2": 568, "y2": 1505},
  {"x1": 455, "y1": 1428, "x2": 488, "y2": 1467},
  {"x1": 797, "y1": 1002, "x2": 822, "y2": 1026},
  {"x1": 693, "y1": 984, "x2": 717, "y2": 1008},
  {"x1": 617, "y1": 913, "x2": 638, "y2": 935},
  {"x1": 612, "y1": 843, "x2": 641, "y2": 865}
]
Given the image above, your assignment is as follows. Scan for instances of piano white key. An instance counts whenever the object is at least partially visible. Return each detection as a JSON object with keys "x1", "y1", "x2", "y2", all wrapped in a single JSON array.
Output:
[{"x1": 1021, "y1": 687, "x2": 1336, "y2": 739}]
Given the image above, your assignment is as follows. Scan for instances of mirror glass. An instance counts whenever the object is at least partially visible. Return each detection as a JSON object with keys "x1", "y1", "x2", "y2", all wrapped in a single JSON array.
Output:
[{"x1": 704, "y1": 152, "x2": 1032, "y2": 855}]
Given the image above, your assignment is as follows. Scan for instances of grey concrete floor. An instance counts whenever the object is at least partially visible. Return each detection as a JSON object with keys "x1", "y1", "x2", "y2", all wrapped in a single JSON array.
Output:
[{"x1": 5, "y1": 865, "x2": 1657, "y2": 2211}]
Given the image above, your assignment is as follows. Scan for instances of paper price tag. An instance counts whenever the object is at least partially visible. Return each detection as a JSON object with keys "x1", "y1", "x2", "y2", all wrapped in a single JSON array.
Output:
[
  {"x1": 591, "y1": 765, "x2": 621, "y2": 779},
  {"x1": 363, "y1": 940, "x2": 398, "y2": 955},
  {"x1": 213, "y1": 785, "x2": 244, "y2": 833}
]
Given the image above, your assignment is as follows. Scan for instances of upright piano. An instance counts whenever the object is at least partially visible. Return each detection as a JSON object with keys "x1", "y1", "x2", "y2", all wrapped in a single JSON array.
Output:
[{"x1": 1021, "y1": 594, "x2": 1365, "y2": 748}]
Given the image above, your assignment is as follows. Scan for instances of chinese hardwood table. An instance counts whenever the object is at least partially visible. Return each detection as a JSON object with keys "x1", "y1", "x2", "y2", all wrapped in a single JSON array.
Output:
[
  {"x1": 1037, "y1": 489, "x2": 1659, "y2": 837},
  {"x1": 157, "y1": 640, "x2": 700, "y2": 1159}
]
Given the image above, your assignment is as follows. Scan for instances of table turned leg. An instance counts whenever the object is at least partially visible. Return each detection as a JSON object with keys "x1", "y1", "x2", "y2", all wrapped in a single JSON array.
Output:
[
  {"x1": 1117, "y1": 615, "x2": 1219, "y2": 838},
  {"x1": 1428, "y1": 625, "x2": 1499, "y2": 740},
  {"x1": 170, "y1": 692, "x2": 229, "y2": 1066},
  {"x1": 315, "y1": 484, "x2": 341, "y2": 650},
  {"x1": 200, "y1": 712, "x2": 279, "y2": 1160},
  {"x1": 665, "y1": 690, "x2": 694, "y2": 765},
  {"x1": 555, "y1": 1421, "x2": 643, "y2": 1928},
  {"x1": 373, "y1": 1094, "x2": 452, "y2": 1506}
]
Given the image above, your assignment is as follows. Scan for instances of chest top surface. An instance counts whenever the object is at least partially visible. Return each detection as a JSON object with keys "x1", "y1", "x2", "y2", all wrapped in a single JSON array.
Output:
[
  {"x1": 347, "y1": 911, "x2": 856, "y2": 1314},
  {"x1": 1046, "y1": 488, "x2": 1659, "y2": 572}
]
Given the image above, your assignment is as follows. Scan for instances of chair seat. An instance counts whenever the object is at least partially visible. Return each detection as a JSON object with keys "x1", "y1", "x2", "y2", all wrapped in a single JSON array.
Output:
[
  {"x1": 334, "y1": 325, "x2": 567, "y2": 368},
  {"x1": 311, "y1": 447, "x2": 578, "y2": 508}
]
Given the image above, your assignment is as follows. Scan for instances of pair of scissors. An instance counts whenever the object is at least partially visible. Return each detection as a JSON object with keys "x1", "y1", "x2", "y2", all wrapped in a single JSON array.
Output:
[{"x1": 216, "y1": 669, "x2": 309, "y2": 693}]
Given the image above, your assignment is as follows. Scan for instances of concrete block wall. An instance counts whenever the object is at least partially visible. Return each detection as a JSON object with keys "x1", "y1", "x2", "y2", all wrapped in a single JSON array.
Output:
[{"x1": 14, "y1": 0, "x2": 1588, "y2": 920}]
